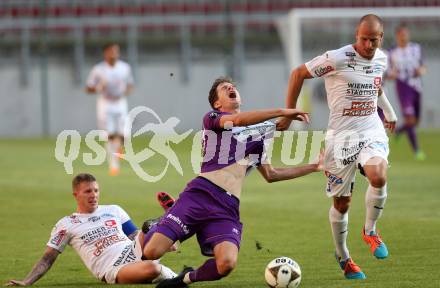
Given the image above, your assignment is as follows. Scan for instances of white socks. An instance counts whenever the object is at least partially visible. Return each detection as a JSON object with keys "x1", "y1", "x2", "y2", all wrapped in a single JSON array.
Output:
[
  {"x1": 365, "y1": 184, "x2": 387, "y2": 235},
  {"x1": 152, "y1": 264, "x2": 177, "y2": 283},
  {"x1": 329, "y1": 206, "x2": 350, "y2": 261}
]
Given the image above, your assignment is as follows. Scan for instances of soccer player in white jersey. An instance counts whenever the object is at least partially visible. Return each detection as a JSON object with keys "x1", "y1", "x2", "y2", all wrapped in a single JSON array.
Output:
[
  {"x1": 277, "y1": 15, "x2": 398, "y2": 279},
  {"x1": 86, "y1": 43, "x2": 134, "y2": 176},
  {"x1": 386, "y1": 24, "x2": 427, "y2": 160},
  {"x1": 5, "y1": 173, "x2": 176, "y2": 286}
]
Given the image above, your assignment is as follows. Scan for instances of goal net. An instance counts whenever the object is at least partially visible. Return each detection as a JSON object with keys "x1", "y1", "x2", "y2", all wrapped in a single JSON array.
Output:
[{"x1": 277, "y1": 7, "x2": 440, "y2": 129}]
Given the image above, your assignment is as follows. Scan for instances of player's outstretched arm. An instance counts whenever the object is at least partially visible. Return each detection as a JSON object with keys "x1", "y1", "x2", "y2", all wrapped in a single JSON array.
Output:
[
  {"x1": 5, "y1": 247, "x2": 60, "y2": 286},
  {"x1": 277, "y1": 64, "x2": 313, "y2": 131},
  {"x1": 257, "y1": 150, "x2": 324, "y2": 183},
  {"x1": 219, "y1": 108, "x2": 309, "y2": 128}
]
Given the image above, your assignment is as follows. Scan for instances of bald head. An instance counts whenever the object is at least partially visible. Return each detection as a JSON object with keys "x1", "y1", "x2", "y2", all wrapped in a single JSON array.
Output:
[
  {"x1": 358, "y1": 14, "x2": 384, "y2": 32},
  {"x1": 354, "y1": 14, "x2": 384, "y2": 59}
]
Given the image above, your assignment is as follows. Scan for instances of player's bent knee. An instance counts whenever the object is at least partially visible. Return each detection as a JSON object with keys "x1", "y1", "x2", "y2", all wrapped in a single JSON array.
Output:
[
  {"x1": 116, "y1": 261, "x2": 161, "y2": 284},
  {"x1": 216, "y1": 257, "x2": 237, "y2": 276},
  {"x1": 144, "y1": 261, "x2": 161, "y2": 278},
  {"x1": 142, "y1": 233, "x2": 175, "y2": 260},
  {"x1": 335, "y1": 205, "x2": 349, "y2": 214},
  {"x1": 333, "y1": 197, "x2": 350, "y2": 214},
  {"x1": 143, "y1": 246, "x2": 165, "y2": 260},
  {"x1": 369, "y1": 175, "x2": 386, "y2": 188}
]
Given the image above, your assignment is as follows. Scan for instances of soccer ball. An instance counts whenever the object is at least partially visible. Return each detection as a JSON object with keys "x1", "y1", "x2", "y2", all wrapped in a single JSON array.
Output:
[{"x1": 264, "y1": 257, "x2": 301, "y2": 288}]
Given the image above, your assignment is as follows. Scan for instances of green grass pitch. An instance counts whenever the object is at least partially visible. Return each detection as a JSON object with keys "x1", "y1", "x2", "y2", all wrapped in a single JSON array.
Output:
[{"x1": 1, "y1": 131, "x2": 439, "y2": 287}]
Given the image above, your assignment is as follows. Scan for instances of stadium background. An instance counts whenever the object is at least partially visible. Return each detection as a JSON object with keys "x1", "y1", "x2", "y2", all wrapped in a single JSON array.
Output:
[
  {"x1": 1, "y1": 1, "x2": 439, "y2": 288},
  {"x1": 1, "y1": 0, "x2": 440, "y2": 135}
]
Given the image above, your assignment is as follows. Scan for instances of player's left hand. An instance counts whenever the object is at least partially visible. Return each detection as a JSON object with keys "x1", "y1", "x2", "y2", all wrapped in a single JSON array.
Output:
[
  {"x1": 5, "y1": 280, "x2": 28, "y2": 286},
  {"x1": 316, "y1": 149, "x2": 325, "y2": 172},
  {"x1": 384, "y1": 119, "x2": 396, "y2": 133},
  {"x1": 311, "y1": 149, "x2": 324, "y2": 172}
]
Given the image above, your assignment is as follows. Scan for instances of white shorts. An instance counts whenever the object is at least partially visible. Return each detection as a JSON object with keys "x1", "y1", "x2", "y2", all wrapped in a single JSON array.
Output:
[
  {"x1": 103, "y1": 233, "x2": 143, "y2": 284},
  {"x1": 324, "y1": 139, "x2": 389, "y2": 197},
  {"x1": 97, "y1": 97, "x2": 128, "y2": 136}
]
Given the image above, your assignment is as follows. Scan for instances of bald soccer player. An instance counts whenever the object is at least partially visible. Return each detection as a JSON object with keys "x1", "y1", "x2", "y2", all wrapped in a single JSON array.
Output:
[{"x1": 277, "y1": 15, "x2": 398, "y2": 279}]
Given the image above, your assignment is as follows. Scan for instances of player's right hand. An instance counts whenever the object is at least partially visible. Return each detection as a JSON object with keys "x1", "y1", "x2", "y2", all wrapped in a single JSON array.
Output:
[{"x1": 5, "y1": 280, "x2": 28, "y2": 286}]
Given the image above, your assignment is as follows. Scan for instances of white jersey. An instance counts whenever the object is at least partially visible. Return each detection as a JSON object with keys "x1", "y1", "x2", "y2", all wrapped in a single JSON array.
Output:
[
  {"x1": 47, "y1": 205, "x2": 135, "y2": 281},
  {"x1": 387, "y1": 42, "x2": 424, "y2": 92},
  {"x1": 87, "y1": 60, "x2": 134, "y2": 99},
  {"x1": 305, "y1": 44, "x2": 388, "y2": 143}
]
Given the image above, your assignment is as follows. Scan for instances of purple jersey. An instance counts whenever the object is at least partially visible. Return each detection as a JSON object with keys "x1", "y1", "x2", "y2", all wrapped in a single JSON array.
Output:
[
  {"x1": 388, "y1": 43, "x2": 424, "y2": 92},
  {"x1": 145, "y1": 111, "x2": 276, "y2": 255},
  {"x1": 200, "y1": 110, "x2": 275, "y2": 173}
]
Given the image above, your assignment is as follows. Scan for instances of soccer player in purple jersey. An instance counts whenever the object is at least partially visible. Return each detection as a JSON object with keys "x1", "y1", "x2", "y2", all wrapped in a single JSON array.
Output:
[
  {"x1": 142, "y1": 77, "x2": 324, "y2": 288},
  {"x1": 387, "y1": 24, "x2": 427, "y2": 160}
]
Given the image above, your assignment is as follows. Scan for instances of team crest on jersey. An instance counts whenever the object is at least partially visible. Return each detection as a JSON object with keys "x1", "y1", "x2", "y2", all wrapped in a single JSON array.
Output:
[
  {"x1": 105, "y1": 220, "x2": 117, "y2": 228},
  {"x1": 315, "y1": 65, "x2": 334, "y2": 77},
  {"x1": 69, "y1": 215, "x2": 81, "y2": 224},
  {"x1": 374, "y1": 77, "x2": 381, "y2": 88},
  {"x1": 51, "y1": 229, "x2": 67, "y2": 246}
]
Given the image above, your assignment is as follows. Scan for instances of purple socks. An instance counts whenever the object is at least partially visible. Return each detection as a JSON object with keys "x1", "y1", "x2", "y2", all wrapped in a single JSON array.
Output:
[{"x1": 189, "y1": 258, "x2": 224, "y2": 282}]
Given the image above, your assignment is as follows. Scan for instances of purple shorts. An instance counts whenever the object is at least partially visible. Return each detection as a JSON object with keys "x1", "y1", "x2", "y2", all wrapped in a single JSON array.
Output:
[
  {"x1": 396, "y1": 80, "x2": 421, "y2": 118},
  {"x1": 152, "y1": 176, "x2": 242, "y2": 256}
]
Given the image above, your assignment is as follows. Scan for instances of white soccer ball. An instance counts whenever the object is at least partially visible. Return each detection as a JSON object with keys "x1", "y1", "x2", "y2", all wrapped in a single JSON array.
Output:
[{"x1": 264, "y1": 256, "x2": 301, "y2": 288}]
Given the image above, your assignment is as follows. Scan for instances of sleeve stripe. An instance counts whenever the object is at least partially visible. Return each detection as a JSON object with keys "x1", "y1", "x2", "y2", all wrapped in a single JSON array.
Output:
[{"x1": 122, "y1": 220, "x2": 138, "y2": 236}]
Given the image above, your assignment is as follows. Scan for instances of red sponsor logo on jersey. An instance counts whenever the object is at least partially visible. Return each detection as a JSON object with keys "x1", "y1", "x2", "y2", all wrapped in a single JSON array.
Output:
[
  {"x1": 105, "y1": 220, "x2": 117, "y2": 228},
  {"x1": 314, "y1": 65, "x2": 334, "y2": 77},
  {"x1": 93, "y1": 235, "x2": 125, "y2": 257},
  {"x1": 343, "y1": 101, "x2": 376, "y2": 117}
]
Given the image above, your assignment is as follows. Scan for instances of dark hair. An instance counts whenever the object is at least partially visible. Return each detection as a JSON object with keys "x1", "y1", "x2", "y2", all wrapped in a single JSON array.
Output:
[
  {"x1": 72, "y1": 173, "x2": 96, "y2": 190},
  {"x1": 102, "y1": 42, "x2": 118, "y2": 52},
  {"x1": 395, "y1": 23, "x2": 408, "y2": 33},
  {"x1": 208, "y1": 76, "x2": 233, "y2": 109}
]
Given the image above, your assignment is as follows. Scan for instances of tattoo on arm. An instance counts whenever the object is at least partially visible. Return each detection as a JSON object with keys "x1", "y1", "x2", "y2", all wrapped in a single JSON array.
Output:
[{"x1": 22, "y1": 248, "x2": 59, "y2": 285}]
